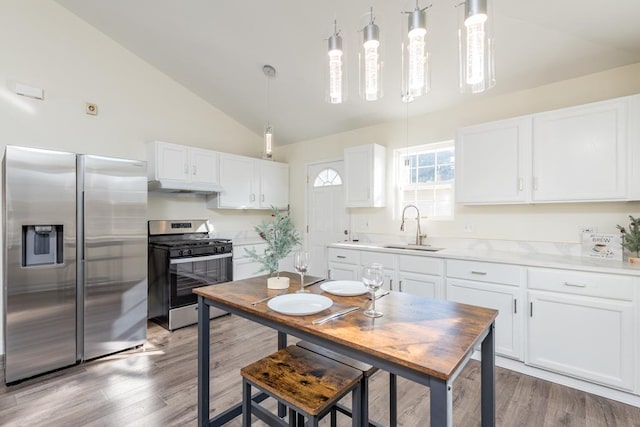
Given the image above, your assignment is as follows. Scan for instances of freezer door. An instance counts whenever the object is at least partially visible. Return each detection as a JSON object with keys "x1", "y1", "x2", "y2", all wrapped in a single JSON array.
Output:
[
  {"x1": 80, "y1": 155, "x2": 147, "y2": 360},
  {"x1": 3, "y1": 146, "x2": 77, "y2": 383}
]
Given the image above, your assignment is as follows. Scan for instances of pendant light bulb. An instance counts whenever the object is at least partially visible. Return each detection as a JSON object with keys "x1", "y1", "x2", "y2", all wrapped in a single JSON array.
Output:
[
  {"x1": 403, "y1": 1, "x2": 430, "y2": 98},
  {"x1": 262, "y1": 65, "x2": 276, "y2": 160},
  {"x1": 264, "y1": 123, "x2": 273, "y2": 159},
  {"x1": 359, "y1": 7, "x2": 383, "y2": 101},
  {"x1": 327, "y1": 20, "x2": 345, "y2": 104},
  {"x1": 464, "y1": 13, "x2": 487, "y2": 85},
  {"x1": 458, "y1": 0, "x2": 495, "y2": 93}
]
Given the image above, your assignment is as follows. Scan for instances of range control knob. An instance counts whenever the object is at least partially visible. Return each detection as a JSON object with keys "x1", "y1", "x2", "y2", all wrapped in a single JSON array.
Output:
[
  {"x1": 185, "y1": 249, "x2": 192, "y2": 256},
  {"x1": 178, "y1": 250, "x2": 184, "y2": 257}
]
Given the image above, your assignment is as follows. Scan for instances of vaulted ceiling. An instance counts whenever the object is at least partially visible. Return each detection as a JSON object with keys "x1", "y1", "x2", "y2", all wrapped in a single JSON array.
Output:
[{"x1": 55, "y1": 0, "x2": 640, "y2": 146}]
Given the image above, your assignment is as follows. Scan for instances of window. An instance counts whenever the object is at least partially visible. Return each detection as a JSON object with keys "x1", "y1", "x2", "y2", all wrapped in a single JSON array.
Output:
[
  {"x1": 396, "y1": 141, "x2": 455, "y2": 219},
  {"x1": 313, "y1": 168, "x2": 342, "y2": 187}
]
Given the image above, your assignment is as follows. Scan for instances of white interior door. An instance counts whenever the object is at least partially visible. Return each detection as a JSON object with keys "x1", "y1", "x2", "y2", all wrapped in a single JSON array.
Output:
[{"x1": 307, "y1": 161, "x2": 350, "y2": 277}]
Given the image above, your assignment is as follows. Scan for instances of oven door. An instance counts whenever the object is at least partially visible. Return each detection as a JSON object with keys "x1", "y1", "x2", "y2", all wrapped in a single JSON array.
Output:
[{"x1": 169, "y1": 253, "x2": 233, "y2": 308}]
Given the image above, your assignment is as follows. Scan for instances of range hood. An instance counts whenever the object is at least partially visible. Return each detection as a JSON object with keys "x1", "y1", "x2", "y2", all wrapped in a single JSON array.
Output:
[{"x1": 148, "y1": 180, "x2": 224, "y2": 194}]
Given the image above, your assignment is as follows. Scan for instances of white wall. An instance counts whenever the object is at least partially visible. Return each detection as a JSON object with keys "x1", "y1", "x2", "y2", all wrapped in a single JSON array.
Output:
[
  {"x1": 0, "y1": 1, "x2": 272, "y2": 353},
  {"x1": 278, "y1": 62, "x2": 640, "y2": 245}
]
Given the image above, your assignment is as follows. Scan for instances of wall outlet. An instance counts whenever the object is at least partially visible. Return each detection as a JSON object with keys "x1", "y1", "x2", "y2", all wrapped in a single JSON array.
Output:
[
  {"x1": 86, "y1": 102, "x2": 98, "y2": 116},
  {"x1": 463, "y1": 224, "x2": 474, "y2": 233},
  {"x1": 581, "y1": 226, "x2": 595, "y2": 234}
]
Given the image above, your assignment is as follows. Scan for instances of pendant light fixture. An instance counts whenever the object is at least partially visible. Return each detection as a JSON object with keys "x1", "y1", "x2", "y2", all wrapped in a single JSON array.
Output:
[
  {"x1": 458, "y1": 0, "x2": 495, "y2": 93},
  {"x1": 262, "y1": 64, "x2": 275, "y2": 160},
  {"x1": 326, "y1": 20, "x2": 346, "y2": 104},
  {"x1": 359, "y1": 7, "x2": 383, "y2": 101},
  {"x1": 402, "y1": 1, "x2": 430, "y2": 99}
]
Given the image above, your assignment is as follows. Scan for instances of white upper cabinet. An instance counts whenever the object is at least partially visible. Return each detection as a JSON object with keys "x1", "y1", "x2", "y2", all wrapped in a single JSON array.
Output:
[
  {"x1": 456, "y1": 94, "x2": 639, "y2": 204},
  {"x1": 532, "y1": 98, "x2": 628, "y2": 201},
  {"x1": 344, "y1": 144, "x2": 386, "y2": 207},
  {"x1": 189, "y1": 148, "x2": 219, "y2": 186},
  {"x1": 147, "y1": 141, "x2": 220, "y2": 192},
  {"x1": 210, "y1": 154, "x2": 289, "y2": 209},
  {"x1": 456, "y1": 117, "x2": 532, "y2": 204},
  {"x1": 215, "y1": 153, "x2": 256, "y2": 208},
  {"x1": 261, "y1": 161, "x2": 289, "y2": 209}
]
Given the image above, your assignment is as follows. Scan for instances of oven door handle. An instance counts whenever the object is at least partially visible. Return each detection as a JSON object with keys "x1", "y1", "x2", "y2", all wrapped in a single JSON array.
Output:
[{"x1": 169, "y1": 253, "x2": 232, "y2": 264}]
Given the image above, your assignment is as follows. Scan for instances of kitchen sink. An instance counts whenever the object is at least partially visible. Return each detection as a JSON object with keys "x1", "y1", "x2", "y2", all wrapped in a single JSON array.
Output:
[{"x1": 382, "y1": 244, "x2": 444, "y2": 252}]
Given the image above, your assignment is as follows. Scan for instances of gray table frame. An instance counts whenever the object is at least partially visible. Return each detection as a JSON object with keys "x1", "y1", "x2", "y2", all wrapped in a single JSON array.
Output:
[{"x1": 197, "y1": 295, "x2": 495, "y2": 427}]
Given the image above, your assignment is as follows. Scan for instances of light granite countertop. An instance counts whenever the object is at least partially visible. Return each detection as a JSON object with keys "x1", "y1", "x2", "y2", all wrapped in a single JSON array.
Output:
[{"x1": 328, "y1": 242, "x2": 640, "y2": 277}]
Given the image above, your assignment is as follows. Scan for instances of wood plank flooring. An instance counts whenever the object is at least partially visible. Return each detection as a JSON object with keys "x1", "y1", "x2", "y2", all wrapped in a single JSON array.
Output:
[{"x1": 0, "y1": 314, "x2": 639, "y2": 426}]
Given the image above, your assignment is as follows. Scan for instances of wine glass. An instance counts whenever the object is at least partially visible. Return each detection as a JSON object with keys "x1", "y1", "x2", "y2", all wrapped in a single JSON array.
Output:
[
  {"x1": 294, "y1": 251, "x2": 309, "y2": 293},
  {"x1": 362, "y1": 263, "x2": 384, "y2": 318}
]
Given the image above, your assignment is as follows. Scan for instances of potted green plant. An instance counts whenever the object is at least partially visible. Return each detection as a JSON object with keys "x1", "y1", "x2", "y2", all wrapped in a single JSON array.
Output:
[
  {"x1": 246, "y1": 206, "x2": 301, "y2": 288},
  {"x1": 617, "y1": 215, "x2": 640, "y2": 263}
]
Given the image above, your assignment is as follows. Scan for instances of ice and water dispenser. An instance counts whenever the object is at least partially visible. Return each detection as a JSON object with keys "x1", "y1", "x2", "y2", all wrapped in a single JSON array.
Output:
[{"x1": 22, "y1": 225, "x2": 64, "y2": 266}]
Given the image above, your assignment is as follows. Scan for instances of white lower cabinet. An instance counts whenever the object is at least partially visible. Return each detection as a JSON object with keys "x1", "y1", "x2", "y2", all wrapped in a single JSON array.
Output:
[
  {"x1": 327, "y1": 248, "x2": 360, "y2": 281},
  {"x1": 446, "y1": 259, "x2": 524, "y2": 360},
  {"x1": 399, "y1": 272, "x2": 440, "y2": 298},
  {"x1": 527, "y1": 267, "x2": 635, "y2": 391},
  {"x1": 447, "y1": 279, "x2": 522, "y2": 359},
  {"x1": 327, "y1": 248, "x2": 444, "y2": 297}
]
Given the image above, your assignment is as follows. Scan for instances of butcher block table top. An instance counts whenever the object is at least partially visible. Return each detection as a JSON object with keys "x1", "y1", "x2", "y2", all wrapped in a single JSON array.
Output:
[
  {"x1": 194, "y1": 271, "x2": 498, "y2": 426},
  {"x1": 193, "y1": 271, "x2": 497, "y2": 381}
]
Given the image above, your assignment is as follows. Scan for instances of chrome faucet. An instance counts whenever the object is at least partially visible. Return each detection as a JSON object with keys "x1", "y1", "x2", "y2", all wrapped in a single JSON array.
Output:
[{"x1": 400, "y1": 204, "x2": 427, "y2": 246}]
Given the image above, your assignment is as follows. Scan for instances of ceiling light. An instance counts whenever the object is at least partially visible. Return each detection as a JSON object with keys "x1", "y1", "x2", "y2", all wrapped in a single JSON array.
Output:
[
  {"x1": 458, "y1": 0, "x2": 495, "y2": 93},
  {"x1": 359, "y1": 7, "x2": 383, "y2": 101},
  {"x1": 327, "y1": 20, "x2": 346, "y2": 104},
  {"x1": 262, "y1": 65, "x2": 276, "y2": 160},
  {"x1": 402, "y1": 1, "x2": 430, "y2": 98}
]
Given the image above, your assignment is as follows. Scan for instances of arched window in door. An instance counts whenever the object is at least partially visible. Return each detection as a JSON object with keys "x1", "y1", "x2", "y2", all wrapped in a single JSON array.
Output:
[{"x1": 313, "y1": 168, "x2": 343, "y2": 187}]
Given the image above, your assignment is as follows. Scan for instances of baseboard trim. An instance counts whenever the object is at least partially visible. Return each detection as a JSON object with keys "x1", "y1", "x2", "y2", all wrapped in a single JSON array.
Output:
[{"x1": 471, "y1": 352, "x2": 640, "y2": 408}]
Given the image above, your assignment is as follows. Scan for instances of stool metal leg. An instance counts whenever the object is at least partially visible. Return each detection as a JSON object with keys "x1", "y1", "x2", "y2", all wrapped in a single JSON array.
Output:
[
  {"x1": 351, "y1": 382, "x2": 362, "y2": 427},
  {"x1": 360, "y1": 377, "x2": 369, "y2": 426},
  {"x1": 390, "y1": 373, "x2": 397, "y2": 427},
  {"x1": 331, "y1": 406, "x2": 337, "y2": 426},
  {"x1": 242, "y1": 380, "x2": 251, "y2": 426}
]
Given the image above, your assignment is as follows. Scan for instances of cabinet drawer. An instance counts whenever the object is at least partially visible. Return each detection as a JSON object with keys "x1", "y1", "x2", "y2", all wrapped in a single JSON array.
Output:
[
  {"x1": 361, "y1": 251, "x2": 395, "y2": 269},
  {"x1": 398, "y1": 255, "x2": 443, "y2": 276},
  {"x1": 328, "y1": 248, "x2": 360, "y2": 265},
  {"x1": 527, "y1": 268, "x2": 633, "y2": 301},
  {"x1": 447, "y1": 260, "x2": 521, "y2": 286}
]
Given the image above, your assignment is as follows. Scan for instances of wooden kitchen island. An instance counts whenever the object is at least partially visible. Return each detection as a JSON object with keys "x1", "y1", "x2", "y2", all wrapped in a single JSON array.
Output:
[{"x1": 194, "y1": 272, "x2": 498, "y2": 427}]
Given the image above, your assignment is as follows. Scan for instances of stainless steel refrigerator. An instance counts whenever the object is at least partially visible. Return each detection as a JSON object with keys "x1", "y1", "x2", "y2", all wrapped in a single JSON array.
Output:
[{"x1": 2, "y1": 145, "x2": 148, "y2": 383}]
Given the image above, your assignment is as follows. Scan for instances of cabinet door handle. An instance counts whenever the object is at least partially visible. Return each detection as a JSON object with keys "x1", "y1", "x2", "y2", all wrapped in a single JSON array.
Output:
[
  {"x1": 250, "y1": 193, "x2": 256, "y2": 202},
  {"x1": 399, "y1": 280, "x2": 403, "y2": 292},
  {"x1": 533, "y1": 176, "x2": 539, "y2": 191},
  {"x1": 530, "y1": 301, "x2": 533, "y2": 317},
  {"x1": 514, "y1": 299, "x2": 517, "y2": 314},
  {"x1": 471, "y1": 271, "x2": 487, "y2": 276},
  {"x1": 261, "y1": 194, "x2": 265, "y2": 202},
  {"x1": 518, "y1": 178, "x2": 523, "y2": 192},
  {"x1": 563, "y1": 281, "x2": 587, "y2": 288},
  {"x1": 192, "y1": 165, "x2": 197, "y2": 175},
  {"x1": 336, "y1": 255, "x2": 346, "y2": 259},
  {"x1": 328, "y1": 269, "x2": 332, "y2": 279},
  {"x1": 389, "y1": 279, "x2": 393, "y2": 291},
  {"x1": 184, "y1": 163, "x2": 188, "y2": 174}
]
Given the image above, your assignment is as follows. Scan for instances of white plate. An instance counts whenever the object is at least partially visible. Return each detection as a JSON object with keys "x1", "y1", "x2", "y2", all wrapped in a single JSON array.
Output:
[
  {"x1": 320, "y1": 280, "x2": 369, "y2": 296},
  {"x1": 268, "y1": 293, "x2": 333, "y2": 316}
]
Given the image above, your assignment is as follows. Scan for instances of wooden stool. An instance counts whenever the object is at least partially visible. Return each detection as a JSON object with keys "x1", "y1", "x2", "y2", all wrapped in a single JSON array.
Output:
[
  {"x1": 241, "y1": 345, "x2": 363, "y2": 427},
  {"x1": 297, "y1": 340, "x2": 398, "y2": 427}
]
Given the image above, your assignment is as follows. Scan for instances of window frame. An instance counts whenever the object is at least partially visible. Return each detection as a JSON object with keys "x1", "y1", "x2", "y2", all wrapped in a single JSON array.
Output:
[{"x1": 394, "y1": 140, "x2": 455, "y2": 221}]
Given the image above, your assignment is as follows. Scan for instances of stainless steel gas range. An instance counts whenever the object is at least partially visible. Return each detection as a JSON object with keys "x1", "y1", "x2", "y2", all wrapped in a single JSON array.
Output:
[{"x1": 148, "y1": 220, "x2": 232, "y2": 330}]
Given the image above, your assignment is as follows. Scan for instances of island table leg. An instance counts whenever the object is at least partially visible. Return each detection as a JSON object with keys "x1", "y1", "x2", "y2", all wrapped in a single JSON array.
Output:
[
  {"x1": 481, "y1": 322, "x2": 496, "y2": 427},
  {"x1": 198, "y1": 296, "x2": 210, "y2": 427}
]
